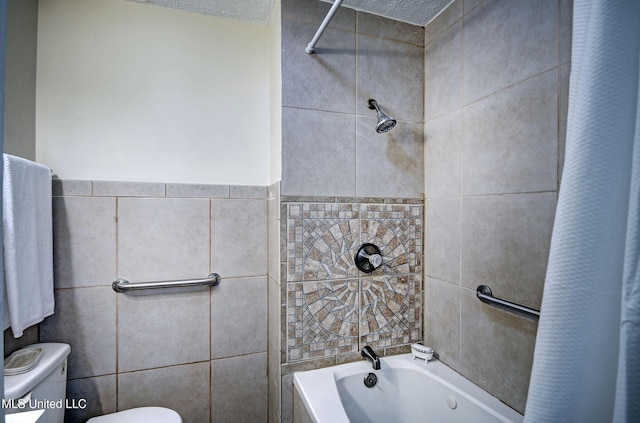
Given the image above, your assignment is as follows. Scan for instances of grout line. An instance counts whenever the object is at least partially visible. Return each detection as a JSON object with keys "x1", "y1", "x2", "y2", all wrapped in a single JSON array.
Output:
[
  {"x1": 209, "y1": 199, "x2": 213, "y2": 275},
  {"x1": 461, "y1": 66, "x2": 559, "y2": 110},
  {"x1": 282, "y1": 15, "x2": 424, "y2": 48},
  {"x1": 556, "y1": 0, "x2": 563, "y2": 192},
  {"x1": 209, "y1": 356, "x2": 212, "y2": 421},
  {"x1": 281, "y1": 105, "x2": 425, "y2": 126},
  {"x1": 459, "y1": 10, "x2": 465, "y2": 364},
  {"x1": 114, "y1": 195, "x2": 119, "y2": 411},
  {"x1": 208, "y1": 198, "x2": 213, "y2": 377},
  {"x1": 425, "y1": 190, "x2": 559, "y2": 202},
  {"x1": 354, "y1": 12, "x2": 359, "y2": 198}
]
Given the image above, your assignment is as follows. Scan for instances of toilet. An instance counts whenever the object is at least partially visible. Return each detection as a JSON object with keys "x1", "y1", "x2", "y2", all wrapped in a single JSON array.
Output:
[
  {"x1": 87, "y1": 406, "x2": 182, "y2": 422},
  {"x1": 4, "y1": 343, "x2": 182, "y2": 423}
]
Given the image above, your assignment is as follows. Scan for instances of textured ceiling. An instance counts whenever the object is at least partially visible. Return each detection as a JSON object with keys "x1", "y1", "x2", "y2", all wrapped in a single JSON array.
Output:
[{"x1": 126, "y1": 0, "x2": 454, "y2": 26}]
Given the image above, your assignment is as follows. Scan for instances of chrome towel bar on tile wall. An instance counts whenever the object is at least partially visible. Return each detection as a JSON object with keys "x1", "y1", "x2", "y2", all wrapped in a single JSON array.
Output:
[
  {"x1": 476, "y1": 285, "x2": 540, "y2": 321},
  {"x1": 112, "y1": 273, "x2": 221, "y2": 293}
]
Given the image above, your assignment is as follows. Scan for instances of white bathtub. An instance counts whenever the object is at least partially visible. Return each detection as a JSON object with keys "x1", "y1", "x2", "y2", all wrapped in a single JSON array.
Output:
[{"x1": 293, "y1": 353, "x2": 523, "y2": 423}]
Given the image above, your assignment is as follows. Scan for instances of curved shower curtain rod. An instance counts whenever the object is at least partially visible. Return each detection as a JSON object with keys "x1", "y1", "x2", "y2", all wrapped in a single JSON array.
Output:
[{"x1": 306, "y1": 0, "x2": 344, "y2": 54}]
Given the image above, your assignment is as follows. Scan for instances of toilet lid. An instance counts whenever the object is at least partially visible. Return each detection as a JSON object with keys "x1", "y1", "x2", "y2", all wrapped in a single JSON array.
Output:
[{"x1": 87, "y1": 407, "x2": 182, "y2": 423}]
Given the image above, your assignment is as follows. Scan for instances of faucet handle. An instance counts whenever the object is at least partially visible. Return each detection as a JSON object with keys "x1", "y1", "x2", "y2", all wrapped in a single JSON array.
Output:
[{"x1": 355, "y1": 244, "x2": 383, "y2": 273}]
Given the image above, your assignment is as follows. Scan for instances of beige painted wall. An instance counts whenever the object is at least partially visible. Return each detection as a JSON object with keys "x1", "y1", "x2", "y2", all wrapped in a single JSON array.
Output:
[
  {"x1": 268, "y1": 0, "x2": 282, "y2": 185},
  {"x1": 36, "y1": 0, "x2": 273, "y2": 185},
  {"x1": 4, "y1": 0, "x2": 38, "y2": 161}
]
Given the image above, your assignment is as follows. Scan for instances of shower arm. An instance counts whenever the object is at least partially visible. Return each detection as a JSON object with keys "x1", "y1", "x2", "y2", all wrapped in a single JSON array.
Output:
[{"x1": 306, "y1": 0, "x2": 344, "y2": 54}]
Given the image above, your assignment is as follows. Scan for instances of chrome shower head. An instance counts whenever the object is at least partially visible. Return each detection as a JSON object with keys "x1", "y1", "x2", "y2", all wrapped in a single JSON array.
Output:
[{"x1": 367, "y1": 99, "x2": 397, "y2": 134}]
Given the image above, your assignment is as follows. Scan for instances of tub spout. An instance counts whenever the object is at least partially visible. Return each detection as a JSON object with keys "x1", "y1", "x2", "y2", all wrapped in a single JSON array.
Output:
[{"x1": 361, "y1": 346, "x2": 380, "y2": 370}]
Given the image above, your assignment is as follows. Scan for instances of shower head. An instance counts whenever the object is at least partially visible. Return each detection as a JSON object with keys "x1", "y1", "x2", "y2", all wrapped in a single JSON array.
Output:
[{"x1": 367, "y1": 99, "x2": 397, "y2": 134}]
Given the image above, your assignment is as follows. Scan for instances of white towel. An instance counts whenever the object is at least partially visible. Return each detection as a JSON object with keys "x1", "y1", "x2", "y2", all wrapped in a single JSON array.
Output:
[{"x1": 3, "y1": 154, "x2": 54, "y2": 337}]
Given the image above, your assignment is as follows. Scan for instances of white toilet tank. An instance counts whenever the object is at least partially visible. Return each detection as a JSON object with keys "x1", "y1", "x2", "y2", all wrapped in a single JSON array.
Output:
[{"x1": 4, "y1": 343, "x2": 71, "y2": 423}]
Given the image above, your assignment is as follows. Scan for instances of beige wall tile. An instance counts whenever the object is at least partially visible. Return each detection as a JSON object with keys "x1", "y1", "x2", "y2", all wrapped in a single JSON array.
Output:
[
  {"x1": 461, "y1": 193, "x2": 556, "y2": 309},
  {"x1": 40, "y1": 287, "x2": 116, "y2": 379},
  {"x1": 118, "y1": 362, "x2": 210, "y2": 423},
  {"x1": 93, "y1": 181, "x2": 165, "y2": 197},
  {"x1": 281, "y1": 108, "x2": 356, "y2": 197},
  {"x1": 166, "y1": 183, "x2": 229, "y2": 198},
  {"x1": 558, "y1": 64, "x2": 571, "y2": 185},
  {"x1": 425, "y1": 198, "x2": 461, "y2": 283},
  {"x1": 211, "y1": 353, "x2": 267, "y2": 423},
  {"x1": 268, "y1": 276, "x2": 281, "y2": 353},
  {"x1": 211, "y1": 277, "x2": 267, "y2": 359},
  {"x1": 118, "y1": 198, "x2": 210, "y2": 281},
  {"x1": 422, "y1": 0, "x2": 565, "y2": 412},
  {"x1": 459, "y1": 287, "x2": 537, "y2": 413},
  {"x1": 53, "y1": 197, "x2": 116, "y2": 288},
  {"x1": 425, "y1": 22, "x2": 463, "y2": 120},
  {"x1": 211, "y1": 199, "x2": 267, "y2": 278},
  {"x1": 65, "y1": 375, "x2": 116, "y2": 423},
  {"x1": 281, "y1": 19, "x2": 356, "y2": 113},
  {"x1": 356, "y1": 118, "x2": 424, "y2": 198},
  {"x1": 51, "y1": 187, "x2": 275, "y2": 423},
  {"x1": 424, "y1": 0, "x2": 462, "y2": 45},
  {"x1": 462, "y1": 70, "x2": 558, "y2": 196},
  {"x1": 463, "y1": 0, "x2": 558, "y2": 103},
  {"x1": 357, "y1": 35, "x2": 424, "y2": 123},
  {"x1": 281, "y1": 374, "x2": 294, "y2": 423},
  {"x1": 52, "y1": 179, "x2": 91, "y2": 196},
  {"x1": 230, "y1": 185, "x2": 267, "y2": 199},
  {"x1": 268, "y1": 344, "x2": 282, "y2": 423},
  {"x1": 118, "y1": 288, "x2": 210, "y2": 372},
  {"x1": 268, "y1": 196, "x2": 281, "y2": 280},
  {"x1": 560, "y1": 0, "x2": 573, "y2": 65},
  {"x1": 424, "y1": 110, "x2": 462, "y2": 198},
  {"x1": 424, "y1": 277, "x2": 460, "y2": 368},
  {"x1": 463, "y1": 0, "x2": 483, "y2": 14}
]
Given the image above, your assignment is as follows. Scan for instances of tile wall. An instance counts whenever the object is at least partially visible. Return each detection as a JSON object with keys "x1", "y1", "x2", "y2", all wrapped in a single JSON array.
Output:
[
  {"x1": 423, "y1": 0, "x2": 572, "y2": 413},
  {"x1": 40, "y1": 179, "x2": 268, "y2": 423},
  {"x1": 267, "y1": 182, "x2": 282, "y2": 423},
  {"x1": 276, "y1": 1, "x2": 426, "y2": 421},
  {"x1": 284, "y1": 200, "x2": 423, "y2": 362},
  {"x1": 280, "y1": 0, "x2": 425, "y2": 198},
  {"x1": 277, "y1": 198, "x2": 423, "y2": 423}
]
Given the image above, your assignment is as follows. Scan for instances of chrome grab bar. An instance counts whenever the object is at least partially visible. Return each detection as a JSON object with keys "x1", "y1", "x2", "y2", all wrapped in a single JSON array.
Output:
[
  {"x1": 112, "y1": 273, "x2": 221, "y2": 293},
  {"x1": 476, "y1": 285, "x2": 540, "y2": 321}
]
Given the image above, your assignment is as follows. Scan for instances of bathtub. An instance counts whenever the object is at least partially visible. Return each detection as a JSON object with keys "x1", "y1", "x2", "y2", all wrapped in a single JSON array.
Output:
[{"x1": 293, "y1": 353, "x2": 523, "y2": 423}]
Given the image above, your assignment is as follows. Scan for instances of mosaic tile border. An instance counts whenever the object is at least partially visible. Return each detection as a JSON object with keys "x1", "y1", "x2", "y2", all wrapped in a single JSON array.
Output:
[
  {"x1": 282, "y1": 198, "x2": 424, "y2": 363},
  {"x1": 286, "y1": 275, "x2": 422, "y2": 362},
  {"x1": 285, "y1": 202, "x2": 423, "y2": 283},
  {"x1": 287, "y1": 279, "x2": 360, "y2": 361},
  {"x1": 360, "y1": 275, "x2": 422, "y2": 349},
  {"x1": 362, "y1": 204, "x2": 423, "y2": 276}
]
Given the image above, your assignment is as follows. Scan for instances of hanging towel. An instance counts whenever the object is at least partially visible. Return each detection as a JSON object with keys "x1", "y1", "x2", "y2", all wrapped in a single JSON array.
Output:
[{"x1": 3, "y1": 154, "x2": 54, "y2": 337}]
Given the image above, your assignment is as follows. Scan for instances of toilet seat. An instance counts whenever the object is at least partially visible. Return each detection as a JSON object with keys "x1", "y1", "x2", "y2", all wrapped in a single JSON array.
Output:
[{"x1": 87, "y1": 407, "x2": 182, "y2": 423}]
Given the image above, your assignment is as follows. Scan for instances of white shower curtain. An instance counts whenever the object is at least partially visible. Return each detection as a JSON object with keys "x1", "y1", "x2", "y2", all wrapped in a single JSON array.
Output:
[{"x1": 524, "y1": 1, "x2": 640, "y2": 423}]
